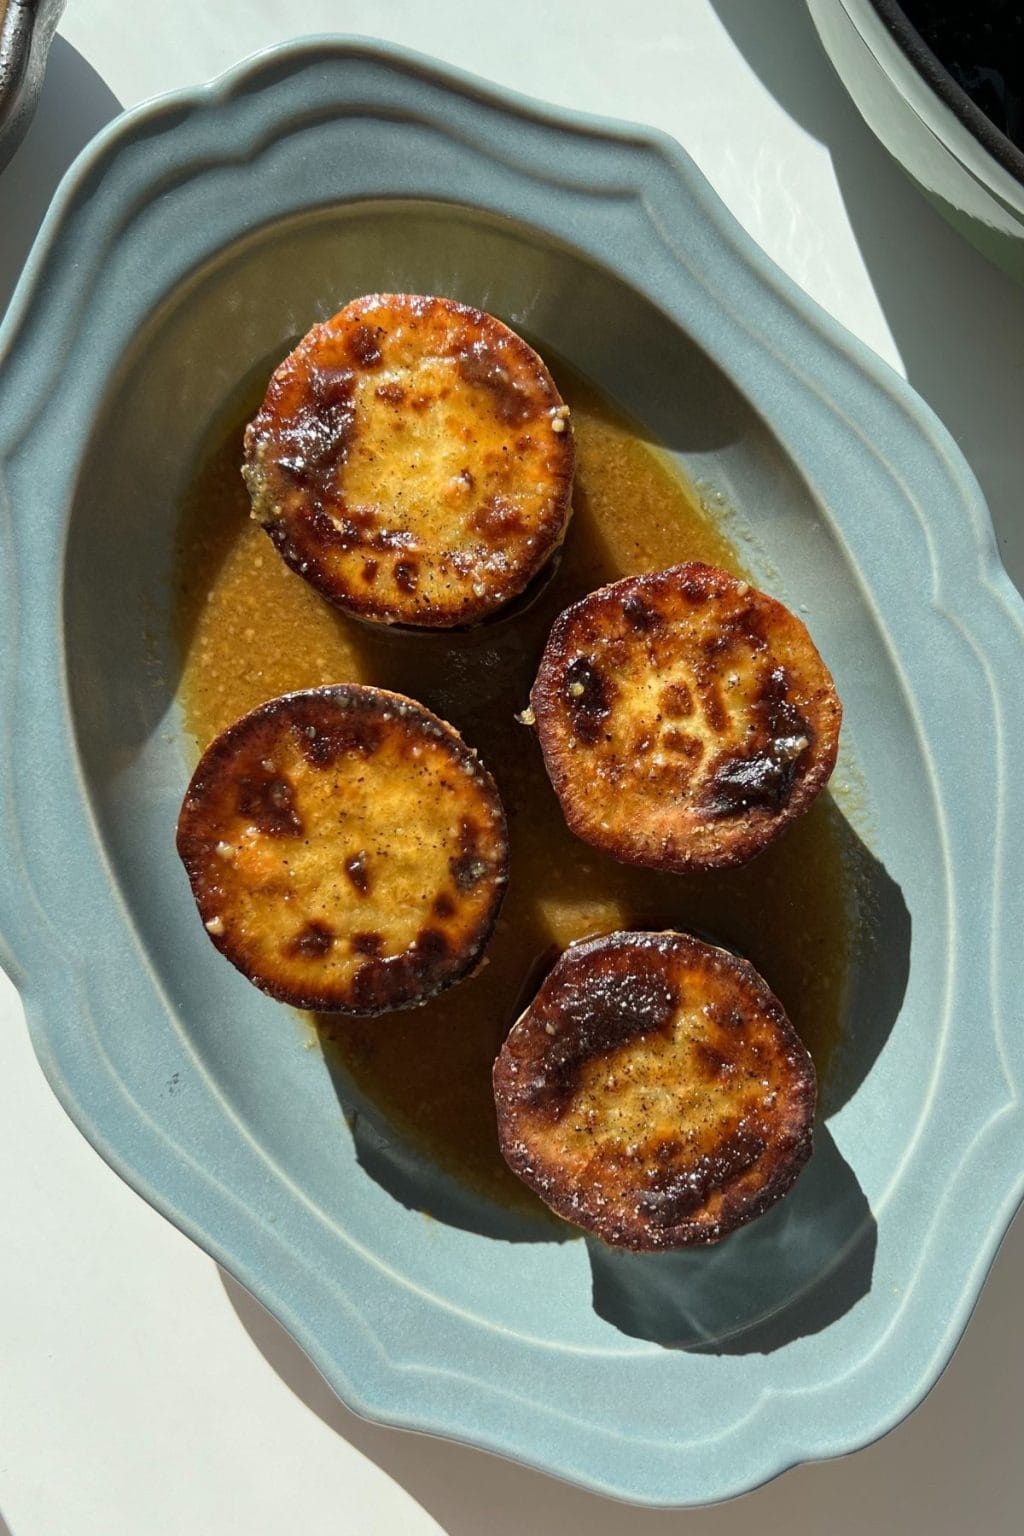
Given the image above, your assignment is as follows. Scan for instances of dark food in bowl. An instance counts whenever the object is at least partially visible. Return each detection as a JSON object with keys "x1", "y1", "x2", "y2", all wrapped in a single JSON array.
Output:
[
  {"x1": 897, "y1": 0, "x2": 1024, "y2": 153},
  {"x1": 242, "y1": 294, "x2": 575, "y2": 629},
  {"x1": 176, "y1": 684, "x2": 509, "y2": 1014},
  {"x1": 493, "y1": 930, "x2": 816, "y2": 1249},
  {"x1": 530, "y1": 562, "x2": 842, "y2": 872}
]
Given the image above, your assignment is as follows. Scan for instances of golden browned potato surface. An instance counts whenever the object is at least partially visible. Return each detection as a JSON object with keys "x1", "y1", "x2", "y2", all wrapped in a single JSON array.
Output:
[
  {"x1": 530, "y1": 562, "x2": 842, "y2": 871},
  {"x1": 241, "y1": 293, "x2": 575, "y2": 627},
  {"x1": 176, "y1": 685, "x2": 508, "y2": 1013},
  {"x1": 493, "y1": 930, "x2": 816, "y2": 1248}
]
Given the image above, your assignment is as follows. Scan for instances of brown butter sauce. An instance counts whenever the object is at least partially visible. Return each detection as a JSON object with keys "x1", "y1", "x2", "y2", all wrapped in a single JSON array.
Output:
[{"x1": 176, "y1": 361, "x2": 853, "y2": 1216}]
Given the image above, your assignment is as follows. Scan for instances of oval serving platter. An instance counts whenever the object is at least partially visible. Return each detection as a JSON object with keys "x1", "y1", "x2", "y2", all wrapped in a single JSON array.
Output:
[{"x1": 1, "y1": 37, "x2": 1023, "y2": 1507}]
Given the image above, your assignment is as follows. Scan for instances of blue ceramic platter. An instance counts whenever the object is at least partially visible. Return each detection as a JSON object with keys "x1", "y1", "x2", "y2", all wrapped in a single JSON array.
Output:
[{"x1": 1, "y1": 37, "x2": 1022, "y2": 1507}]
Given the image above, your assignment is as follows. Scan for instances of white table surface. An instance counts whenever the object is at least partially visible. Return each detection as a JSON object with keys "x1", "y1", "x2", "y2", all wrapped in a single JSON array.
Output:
[{"x1": 2, "y1": 3, "x2": 1023, "y2": 1532}]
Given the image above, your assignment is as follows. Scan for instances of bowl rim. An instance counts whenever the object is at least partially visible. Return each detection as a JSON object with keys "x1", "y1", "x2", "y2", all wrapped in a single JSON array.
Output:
[
  {"x1": 1, "y1": 33, "x2": 1024, "y2": 1507},
  {"x1": 867, "y1": 0, "x2": 1024, "y2": 190}
]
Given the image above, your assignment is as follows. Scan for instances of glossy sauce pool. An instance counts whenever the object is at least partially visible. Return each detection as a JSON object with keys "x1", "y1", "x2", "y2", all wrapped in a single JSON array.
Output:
[{"x1": 176, "y1": 361, "x2": 855, "y2": 1215}]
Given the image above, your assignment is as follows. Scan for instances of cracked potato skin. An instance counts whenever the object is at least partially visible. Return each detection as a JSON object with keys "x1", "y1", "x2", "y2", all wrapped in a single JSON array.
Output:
[
  {"x1": 493, "y1": 931, "x2": 816, "y2": 1249},
  {"x1": 530, "y1": 562, "x2": 842, "y2": 871},
  {"x1": 242, "y1": 293, "x2": 575, "y2": 628},
  {"x1": 176, "y1": 685, "x2": 508, "y2": 1013}
]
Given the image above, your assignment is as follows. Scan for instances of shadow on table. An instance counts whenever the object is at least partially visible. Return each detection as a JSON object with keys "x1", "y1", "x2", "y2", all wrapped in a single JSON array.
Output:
[
  {"x1": 221, "y1": 1269, "x2": 654, "y2": 1536},
  {"x1": 706, "y1": 0, "x2": 1024, "y2": 581},
  {"x1": 0, "y1": 36, "x2": 123, "y2": 320},
  {"x1": 220, "y1": 1205, "x2": 1024, "y2": 1533}
]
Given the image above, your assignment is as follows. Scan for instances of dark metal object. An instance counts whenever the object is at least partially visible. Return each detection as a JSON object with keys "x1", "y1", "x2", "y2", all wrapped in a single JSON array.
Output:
[{"x1": 0, "y1": 0, "x2": 66, "y2": 172}]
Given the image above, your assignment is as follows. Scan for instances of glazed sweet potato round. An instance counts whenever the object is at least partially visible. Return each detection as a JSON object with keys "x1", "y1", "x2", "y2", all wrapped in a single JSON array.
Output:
[
  {"x1": 493, "y1": 930, "x2": 816, "y2": 1249},
  {"x1": 241, "y1": 293, "x2": 575, "y2": 628},
  {"x1": 530, "y1": 562, "x2": 842, "y2": 871},
  {"x1": 176, "y1": 685, "x2": 508, "y2": 1014}
]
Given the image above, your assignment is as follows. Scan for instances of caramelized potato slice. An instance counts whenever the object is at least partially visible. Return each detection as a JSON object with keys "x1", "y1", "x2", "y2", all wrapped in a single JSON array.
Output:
[
  {"x1": 242, "y1": 293, "x2": 575, "y2": 628},
  {"x1": 176, "y1": 685, "x2": 508, "y2": 1013},
  {"x1": 493, "y1": 931, "x2": 815, "y2": 1248},
  {"x1": 530, "y1": 562, "x2": 841, "y2": 870}
]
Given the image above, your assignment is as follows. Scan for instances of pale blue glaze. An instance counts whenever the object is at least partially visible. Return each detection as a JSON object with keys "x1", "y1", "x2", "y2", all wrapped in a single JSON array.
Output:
[{"x1": 0, "y1": 38, "x2": 1022, "y2": 1506}]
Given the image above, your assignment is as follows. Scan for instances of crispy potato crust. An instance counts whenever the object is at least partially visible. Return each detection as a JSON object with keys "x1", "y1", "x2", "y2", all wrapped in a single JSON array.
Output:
[
  {"x1": 493, "y1": 931, "x2": 816, "y2": 1248},
  {"x1": 530, "y1": 563, "x2": 842, "y2": 871},
  {"x1": 242, "y1": 293, "x2": 575, "y2": 628},
  {"x1": 176, "y1": 685, "x2": 508, "y2": 1013}
]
